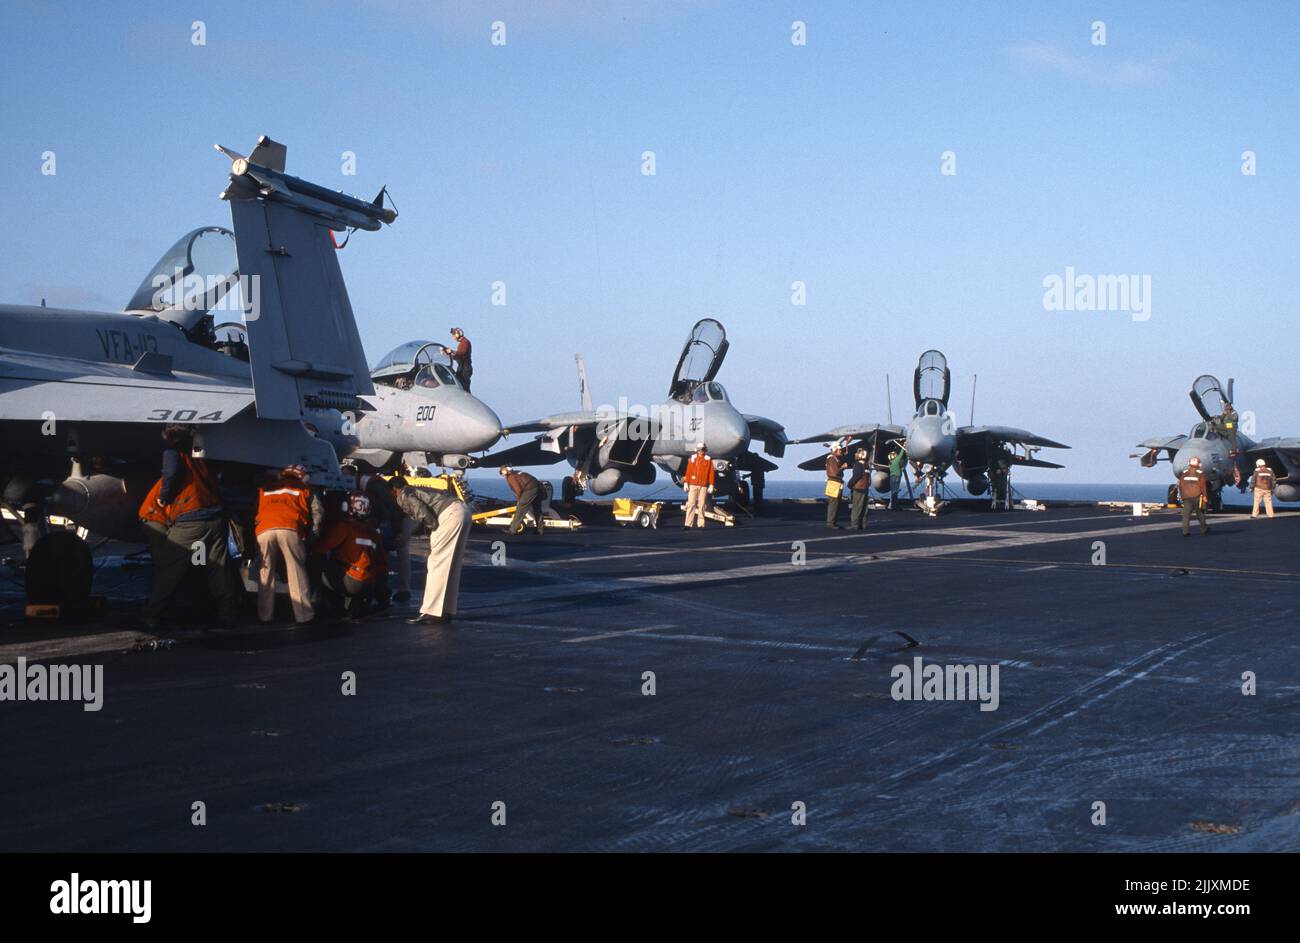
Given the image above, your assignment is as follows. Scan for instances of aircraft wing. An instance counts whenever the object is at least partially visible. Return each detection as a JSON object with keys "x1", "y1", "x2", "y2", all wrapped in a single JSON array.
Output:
[
  {"x1": 791, "y1": 423, "x2": 905, "y2": 445},
  {"x1": 1138, "y1": 435, "x2": 1188, "y2": 451},
  {"x1": 502, "y1": 410, "x2": 613, "y2": 435},
  {"x1": 1249, "y1": 436, "x2": 1300, "y2": 456},
  {"x1": 744, "y1": 414, "x2": 788, "y2": 457},
  {"x1": 794, "y1": 424, "x2": 908, "y2": 471},
  {"x1": 0, "y1": 346, "x2": 254, "y2": 423},
  {"x1": 958, "y1": 426, "x2": 1070, "y2": 450},
  {"x1": 473, "y1": 435, "x2": 568, "y2": 468}
]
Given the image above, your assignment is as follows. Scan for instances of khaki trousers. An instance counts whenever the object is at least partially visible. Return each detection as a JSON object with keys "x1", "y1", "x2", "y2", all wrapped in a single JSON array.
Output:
[
  {"x1": 684, "y1": 484, "x2": 708, "y2": 527},
  {"x1": 1252, "y1": 490, "x2": 1275, "y2": 518},
  {"x1": 257, "y1": 528, "x2": 314, "y2": 623},
  {"x1": 420, "y1": 502, "x2": 472, "y2": 618}
]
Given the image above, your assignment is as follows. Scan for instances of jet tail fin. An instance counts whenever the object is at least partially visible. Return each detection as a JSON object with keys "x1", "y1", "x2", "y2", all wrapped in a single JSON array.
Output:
[
  {"x1": 219, "y1": 135, "x2": 396, "y2": 421},
  {"x1": 575, "y1": 353, "x2": 593, "y2": 412}
]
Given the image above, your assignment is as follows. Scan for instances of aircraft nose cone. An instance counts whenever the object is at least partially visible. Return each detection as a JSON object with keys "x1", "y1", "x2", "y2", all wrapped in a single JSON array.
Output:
[
  {"x1": 908, "y1": 417, "x2": 953, "y2": 465},
  {"x1": 722, "y1": 411, "x2": 754, "y2": 455},
  {"x1": 452, "y1": 395, "x2": 502, "y2": 453},
  {"x1": 716, "y1": 410, "x2": 750, "y2": 456}
]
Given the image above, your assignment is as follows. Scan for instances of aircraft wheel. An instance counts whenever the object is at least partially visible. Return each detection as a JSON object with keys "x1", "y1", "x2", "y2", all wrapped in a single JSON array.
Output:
[
  {"x1": 1167, "y1": 484, "x2": 1180, "y2": 506},
  {"x1": 1208, "y1": 489, "x2": 1223, "y2": 512},
  {"x1": 561, "y1": 476, "x2": 577, "y2": 505},
  {"x1": 25, "y1": 531, "x2": 94, "y2": 615},
  {"x1": 751, "y1": 474, "x2": 765, "y2": 512}
]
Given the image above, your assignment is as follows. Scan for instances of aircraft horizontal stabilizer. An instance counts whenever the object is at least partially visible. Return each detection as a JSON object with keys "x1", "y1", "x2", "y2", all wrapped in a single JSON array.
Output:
[{"x1": 474, "y1": 436, "x2": 568, "y2": 468}]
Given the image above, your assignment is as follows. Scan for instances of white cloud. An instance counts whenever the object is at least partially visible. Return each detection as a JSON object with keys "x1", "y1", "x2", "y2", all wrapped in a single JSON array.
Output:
[{"x1": 1007, "y1": 40, "x2": 1199, "y2": 88}]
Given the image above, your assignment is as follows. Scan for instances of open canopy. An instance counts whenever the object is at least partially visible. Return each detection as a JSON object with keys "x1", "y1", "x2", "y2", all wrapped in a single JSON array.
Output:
[
  {"x1": 669, "y1": 318, "x2": 728, "y2": 399},
  {"x1": 914, "y1": 349, "x2": 950, "y2": 408},
  {"x1": 371, "y1": 340, "x2": 462, "y2": 389},
  {"x1": 124, "y1": 227, "x2": 240, "y2": 333},
  {"x1": 1190, "y1": 374, "x2": 1231, "y2": 421}
]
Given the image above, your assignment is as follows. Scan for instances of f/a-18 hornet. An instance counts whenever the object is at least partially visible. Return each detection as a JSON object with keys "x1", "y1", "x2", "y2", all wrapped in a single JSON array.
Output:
[{"x1": 0, "y1": 135, "x2": 502, "y2": 596}]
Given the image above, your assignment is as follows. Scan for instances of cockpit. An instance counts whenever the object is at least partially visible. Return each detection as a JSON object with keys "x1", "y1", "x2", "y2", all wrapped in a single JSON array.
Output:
[
  {"x1": 1189, "y1": 422, "x2": 1218, "y2": 440},
  {"x1": 918, "y1": 399, "x2": 944, "y2": 417},
  {"x1": 687, "y1": 382, "x2": 729, "y2": 404},
  {"x1": 371, "y1": 341, "x2": 463, "y2": 390},
  {"x1": 125, "y1": 227, "x2": 242, "y2": 344}
]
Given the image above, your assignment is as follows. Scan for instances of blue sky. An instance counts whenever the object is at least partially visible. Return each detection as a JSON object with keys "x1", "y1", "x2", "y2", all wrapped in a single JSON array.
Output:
[{"x1": 2, "y1": 0, "x2": 1297, "y2": 481}]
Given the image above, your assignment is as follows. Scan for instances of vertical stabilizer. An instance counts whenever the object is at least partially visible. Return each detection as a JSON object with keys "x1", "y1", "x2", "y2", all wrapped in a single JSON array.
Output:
[{"x1": 219, "y1": 135, "x2": 396, "y2": 420}]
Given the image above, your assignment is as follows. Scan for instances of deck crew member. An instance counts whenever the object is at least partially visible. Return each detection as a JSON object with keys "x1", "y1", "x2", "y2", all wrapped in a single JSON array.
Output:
[
  {"x1": 440, "y1": 327, "x2": 473, "y2": 392},
  {"x1": 389, "y1": 477, "x2": 473, "y2": 626},
  {"x1": 253, "y1": 464, "x2": 319, "y2": 624},
  {"x1": 1219, "y1": 403, "x2": 1239, "y2": 454},
  {"x1": 1178, "y1": 456, "x2": 1211, "y2": 537},
  {"x1": 825, "y1": 443, "x2": 849, "y2": 529},
  {"x1": 341, "y1": 461, "x2": 405, "y2": 604},
  {"x1": 312, "y1": 493, "x2": 384, "y2": 617},
  {"x1": 500, "y1": 465, "x2": 546, "y2": 535},
  {"x1": 887, "y1": 446, "x2": 906, "y2": 509},
  {"x1": 683, "y1": 443, "x2": 715, "y2": 528},
  {"x1": 138, "y1": 424, "x2": 236, "y2": 629},
  {"x1": 847, "y1": 447, "x2": 872, "y2": 531},
  {"x1": 1251, "y1": 458, "x2": 1276, "y2": 519}
]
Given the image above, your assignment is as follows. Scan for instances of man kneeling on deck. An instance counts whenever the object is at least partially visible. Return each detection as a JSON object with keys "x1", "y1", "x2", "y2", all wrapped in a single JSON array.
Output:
[
  {"x1": 389, "y1": 477, "x2": 473, "y2": 626},
  {"x1": 312, "y1": 493, "x2": 385, "y2": 619}
]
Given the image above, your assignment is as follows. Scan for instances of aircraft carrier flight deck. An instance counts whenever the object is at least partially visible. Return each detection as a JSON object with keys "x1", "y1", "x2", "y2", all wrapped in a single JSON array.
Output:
[{"x1": 2, "y1": 500, "x2": 1295, "y2": 853}]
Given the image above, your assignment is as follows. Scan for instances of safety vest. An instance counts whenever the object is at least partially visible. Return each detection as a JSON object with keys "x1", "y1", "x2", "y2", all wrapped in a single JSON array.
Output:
[
  {"x1": 1255, "y1": 468, "x2": 1276, "y2": 492},
  {"x1": 684, "y1": 454, "x2": 715, "y2": 487},
  {"x1": 138, "y1": 452, "x2": 221, "y2": 526},
  {"x1": 315, "y1": 519, "x2": 382, "y2": 584},
  {"x1": 255, "y1": 481, "x2": 312, "y2": 537},
  {"x1": 1178, "y1": 469, "x2": 1206, "y2": 500}
]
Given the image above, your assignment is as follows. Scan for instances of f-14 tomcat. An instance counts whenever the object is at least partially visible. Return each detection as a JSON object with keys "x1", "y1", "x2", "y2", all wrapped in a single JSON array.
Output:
[
  {"x1": 794, "y1": 349, "x2": 1069, "y2": 507},
  {"x1": 1136, "y1": 374, "x2": 1300, "y2": 508},
  {"x1": 477, "y1": 318, "x2": 787, "y2": 505},
  {"x1": 0, "y1": 136, "x2": 499, "y2": 588}
]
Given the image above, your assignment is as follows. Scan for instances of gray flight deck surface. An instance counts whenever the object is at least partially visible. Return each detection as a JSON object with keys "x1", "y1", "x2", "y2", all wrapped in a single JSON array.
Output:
[{"x1": 1, "y1": 501, "x2": 1297, "y2": 852}]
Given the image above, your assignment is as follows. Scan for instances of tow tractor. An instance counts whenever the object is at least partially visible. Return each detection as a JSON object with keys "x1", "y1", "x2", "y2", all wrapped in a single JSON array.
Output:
[{"x1": 612, "y1": 498, "x2": 664, "y2": 529}]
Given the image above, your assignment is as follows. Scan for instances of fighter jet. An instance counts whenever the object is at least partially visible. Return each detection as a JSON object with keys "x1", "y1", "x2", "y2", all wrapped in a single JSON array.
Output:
[
  {"x1": 0, "y1": 136, "x2": 394, "y2": 568},
  {"x1": 1136, "y1": 374, "x2": 1300, "y2": 508},
  {"x1": 794, "y1": 349, "x2": 1069, "y2": 509},
  {"x1": 477, "y1": 318, "x2": 787, "y2": 505},
  {"x1": 349, "y1": 340, "x2": 501, "y2": 471}
]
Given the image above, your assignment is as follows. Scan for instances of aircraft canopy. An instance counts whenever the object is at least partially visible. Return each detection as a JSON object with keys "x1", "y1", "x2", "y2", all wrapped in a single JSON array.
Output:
[{"x1": 669, "y1": 318, "x2": 728, "y2": 399}]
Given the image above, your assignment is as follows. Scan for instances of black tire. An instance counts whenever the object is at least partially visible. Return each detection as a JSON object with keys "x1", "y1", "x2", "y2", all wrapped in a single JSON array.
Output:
[
  {"x1": 25, "y1": 530, "x2": 93, "y2": 611},
  {"x1": 1167, "y1": 484, "x2": 1180, "y2": 506},
  {"x1": 637, "y1": 512, "x2": 652, "y2": 528},
  {"x1": 1208, "y1": 488, "x2": 1223, "y2": 513},
  {"x1": 561, "y1": 476, "x2": 577, "y2": 505},
  {"x1": 752, "y1": 476, "x2": 765, "y2": 512}
]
